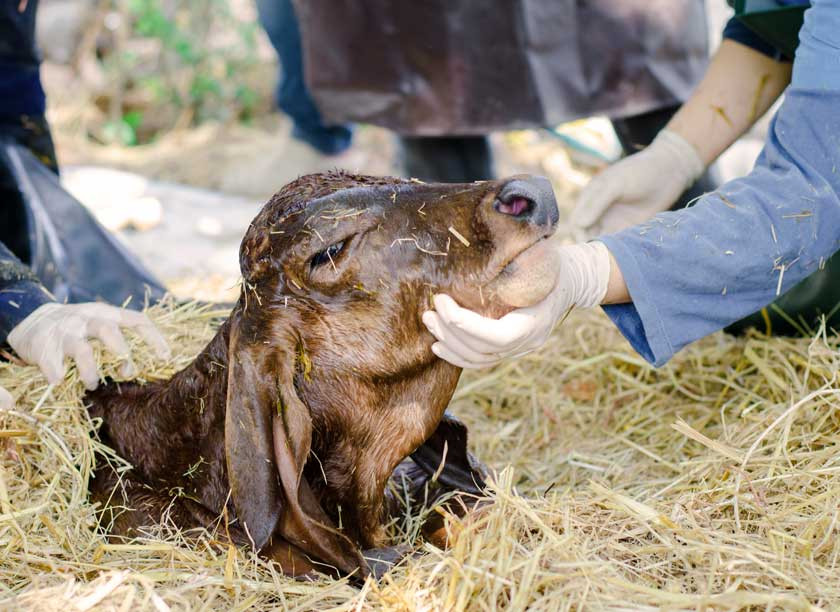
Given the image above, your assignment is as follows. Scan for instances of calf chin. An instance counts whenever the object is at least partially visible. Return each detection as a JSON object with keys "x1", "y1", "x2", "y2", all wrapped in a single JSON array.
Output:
[{"x1": 486, "y1": 239, "x2": 560, "y2": 309}]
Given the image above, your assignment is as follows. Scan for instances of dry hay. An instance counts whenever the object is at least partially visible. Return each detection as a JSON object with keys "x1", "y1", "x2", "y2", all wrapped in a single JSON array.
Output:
[{"x1": 1, "y1": 298, "x2": 839, "y2": 611}]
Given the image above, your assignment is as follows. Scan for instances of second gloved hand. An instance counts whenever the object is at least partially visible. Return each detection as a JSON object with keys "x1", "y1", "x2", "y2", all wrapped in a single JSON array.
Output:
[
  {"x1": 422, "y1": 241, "x2": 611, "y2": 369},
  {"x1": 7, "y1": 302, "x2": 171, "y2": 390},
  {"x1": 570, "y1": 129, "x2": 704, "y2": 235}
]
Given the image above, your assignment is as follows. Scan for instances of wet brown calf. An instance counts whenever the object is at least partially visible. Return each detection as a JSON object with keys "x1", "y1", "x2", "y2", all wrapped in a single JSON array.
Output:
[{"x1": 86, "y1": 171, "x2": 559, "y2": 579}]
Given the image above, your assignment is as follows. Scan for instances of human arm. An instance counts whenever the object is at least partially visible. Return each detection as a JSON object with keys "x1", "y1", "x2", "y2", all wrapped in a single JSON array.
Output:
[
  {"x1": 665, "y1": 37, "x2": 792, "y2": 167},
  {"x1": 600, "y1": 0, "x2": 840, "y2": 365},
  {"x1": 1, "y1": 242, "x2": 170, "y2": 389},
  {"x1": 425, "y1": 0, "x2": 840, "y2": 369},
  {"x1": 571, "y1": 36, "x2": 793, "y2": 235},
  {"x1": 0, "y1": 241, "x2": 54, "y2": 340}
]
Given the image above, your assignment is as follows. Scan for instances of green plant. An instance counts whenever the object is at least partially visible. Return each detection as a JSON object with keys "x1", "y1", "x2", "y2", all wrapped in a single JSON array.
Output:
[{"x1": 98, "y1": 0, "x2": 261, "y2": 144}]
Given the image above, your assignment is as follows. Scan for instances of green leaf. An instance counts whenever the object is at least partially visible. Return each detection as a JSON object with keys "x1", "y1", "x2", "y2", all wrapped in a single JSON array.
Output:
[
  {"x1": 102, "y1": 119, "x2": 137, "y2": 146},
  {"x1": 122, "y1": 111, "x2": 144, "y2": 131}
]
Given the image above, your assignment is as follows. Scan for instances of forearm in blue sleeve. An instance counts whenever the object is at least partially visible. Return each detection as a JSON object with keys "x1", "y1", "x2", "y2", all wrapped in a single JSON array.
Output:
[
  {"x1": 599, "y1": 0, "x2": 840, "y2": 366},
  {"x1": 0, "y1": 242, "x2": 52, "y2": 343}
]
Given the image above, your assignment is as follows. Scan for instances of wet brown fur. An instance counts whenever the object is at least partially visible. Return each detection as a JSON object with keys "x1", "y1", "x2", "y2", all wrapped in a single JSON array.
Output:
[{"x1": 86, "y1": 171, "x2": 554, "y2": 578}]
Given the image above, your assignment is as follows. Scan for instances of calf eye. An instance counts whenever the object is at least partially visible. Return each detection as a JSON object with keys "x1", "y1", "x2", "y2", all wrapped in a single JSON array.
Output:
[{"x1": 310, "y1": 240, "x2": 346, "y2": 270}]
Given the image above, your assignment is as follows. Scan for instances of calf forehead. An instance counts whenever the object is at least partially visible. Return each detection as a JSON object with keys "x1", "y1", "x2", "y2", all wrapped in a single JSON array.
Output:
[
  {"x1": 251, "y1": 172, "x2": 497, "y2": 235},
  {"x1": 241, "y1": 173, "x2": 408, "y2": 273},
  {"x1": 248, "y1": 173, "x2": 401, "y2": 230},
  {"x1": 299, "y1": 181, "x2": 490, "y2": 221},
  {"x1": 240, "y1": 172, "x2": 499, "y2": 280}
]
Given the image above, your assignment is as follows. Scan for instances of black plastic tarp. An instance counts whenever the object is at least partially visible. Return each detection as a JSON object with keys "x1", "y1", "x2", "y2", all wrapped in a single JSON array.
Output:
[{"x1": 0, "y1": 140, "x2": 165, "y2": 309}]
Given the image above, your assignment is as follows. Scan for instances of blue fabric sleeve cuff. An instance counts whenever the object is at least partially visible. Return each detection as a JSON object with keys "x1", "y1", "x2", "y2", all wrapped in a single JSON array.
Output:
[
  {"x1": 0, "y1": 280, "x2": 53, "y2": 343},
  {"x1": 722, "y1": 16, "x2": 790, "y2": 61},
  {"x1": 598, "y1": 236, "x2": 675, "y2": 367}
]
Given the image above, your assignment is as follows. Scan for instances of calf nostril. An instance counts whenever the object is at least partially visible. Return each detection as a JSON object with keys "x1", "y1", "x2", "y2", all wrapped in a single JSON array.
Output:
[
  {"x1": 496, "y1": 176, "x2": 559, "y2": 227},
  {"x1": 496, "y1": 196, "x2": 534, "y2": 217}
]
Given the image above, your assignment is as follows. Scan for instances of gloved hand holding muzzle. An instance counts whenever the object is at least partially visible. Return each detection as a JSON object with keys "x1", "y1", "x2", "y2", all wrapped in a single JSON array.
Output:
[{"x1": 423, "y1": 241, "x2": 612, "y2": 369}]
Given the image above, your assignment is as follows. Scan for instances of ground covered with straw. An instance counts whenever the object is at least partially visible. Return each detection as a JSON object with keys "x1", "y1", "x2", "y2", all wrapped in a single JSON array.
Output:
[{"x1": 1, "y1": 300, "x2": 839, "y2": 611}]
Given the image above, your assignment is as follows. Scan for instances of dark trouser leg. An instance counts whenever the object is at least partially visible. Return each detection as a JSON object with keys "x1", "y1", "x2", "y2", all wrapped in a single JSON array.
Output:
[
  {"x1": 611, "y1": 105, "x2": 721, "y2": 210},
  {"x1": 255, "y1": 0, "x2": 352, "y2": 155},
  {"x1": 399, "y1": 135, "x2": 495, "y2": 183},
  {"x1": 1, "y1": 0, "x2": 54, "y2": 170}
]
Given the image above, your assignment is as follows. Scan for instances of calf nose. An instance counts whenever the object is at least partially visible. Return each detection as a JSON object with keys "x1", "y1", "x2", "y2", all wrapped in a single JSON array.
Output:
[{"x1": 494, "y1": 176, "x2": 559, "y2": 227}]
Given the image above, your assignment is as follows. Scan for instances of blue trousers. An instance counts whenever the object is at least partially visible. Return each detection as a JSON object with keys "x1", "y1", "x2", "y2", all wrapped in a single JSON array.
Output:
[{"x1": 255, "y1": 0, "x2": 353, "y2": 155}]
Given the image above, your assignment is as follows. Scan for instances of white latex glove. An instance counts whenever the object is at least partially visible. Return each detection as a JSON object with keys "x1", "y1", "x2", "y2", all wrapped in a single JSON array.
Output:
[
  {"x1": 0, "y1": 385, "x2": 12, "y2": 409},
  {"x1": 7, "y1": 302, "x2": 170, "y2": 390},
  {"x1": 570, "y1": 129, "x2": 704, "y2": 235},
  {"x1": 422, "y1": 241, "x2": 611, "y2": 369}
]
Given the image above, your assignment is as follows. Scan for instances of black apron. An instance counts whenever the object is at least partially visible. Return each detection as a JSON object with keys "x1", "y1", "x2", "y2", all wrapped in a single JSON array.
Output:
[{"x1": 293, "y1": 0, "x2": 709, "y2": 135}]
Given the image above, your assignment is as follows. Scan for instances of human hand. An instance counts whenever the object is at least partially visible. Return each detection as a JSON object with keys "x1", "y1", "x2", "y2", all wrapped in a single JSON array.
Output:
[
  {"x1": 0, "y1": 385, "x2": 12, "y2": 409},
  {"x1": 570, "y1": 130, "x2": 704, "y2": 235},
  {"x1": 422, "y1": 241, "x2": 611, "y2": 369},
  {"x1": 7, "y1": 302, "x2": 170, "y2": 390}
]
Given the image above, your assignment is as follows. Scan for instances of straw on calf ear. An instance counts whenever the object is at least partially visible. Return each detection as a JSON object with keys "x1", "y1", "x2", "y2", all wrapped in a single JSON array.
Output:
[{"x1": 225, "y1": 304, "x2": 366, "y2": 575}]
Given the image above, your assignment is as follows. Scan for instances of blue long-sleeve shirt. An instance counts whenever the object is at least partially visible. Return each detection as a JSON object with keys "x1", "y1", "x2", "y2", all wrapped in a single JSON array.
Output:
[
  {"x1": 600, "y1": 0, "x2": 840, "y2": 367},
  {"x1": 0, "y1": 242, "x2": 52, "y2": 343}
]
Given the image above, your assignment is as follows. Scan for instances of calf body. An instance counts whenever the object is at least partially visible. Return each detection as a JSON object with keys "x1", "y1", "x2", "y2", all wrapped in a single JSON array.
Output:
[{"x1": 86, "y1": 172, "x2": 559, "y2": 578}]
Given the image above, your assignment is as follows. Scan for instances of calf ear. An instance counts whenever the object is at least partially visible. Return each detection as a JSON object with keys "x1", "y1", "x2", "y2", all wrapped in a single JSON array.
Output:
[
  {"x1": 225, "y1": 307, "x2": 366, "y2": 575},
  {"x1": 224, "y1": 307, "x2": 285, "y2": 550}
]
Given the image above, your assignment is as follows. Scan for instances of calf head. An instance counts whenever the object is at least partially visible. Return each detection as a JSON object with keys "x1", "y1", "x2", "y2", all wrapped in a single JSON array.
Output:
[{"x1": 225, "y1": 171, "x2": 559, "y2": 572}]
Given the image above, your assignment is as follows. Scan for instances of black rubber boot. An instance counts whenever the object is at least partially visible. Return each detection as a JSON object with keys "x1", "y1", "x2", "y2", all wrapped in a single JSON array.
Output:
[{"x1": 723, "y1": 253, "x2": 840, "y2": 337}]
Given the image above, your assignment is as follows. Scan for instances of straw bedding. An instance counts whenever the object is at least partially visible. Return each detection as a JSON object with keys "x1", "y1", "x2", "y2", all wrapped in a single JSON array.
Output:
[{"x1": 1, "y1": 299, "x2": 839, "y2": 611}]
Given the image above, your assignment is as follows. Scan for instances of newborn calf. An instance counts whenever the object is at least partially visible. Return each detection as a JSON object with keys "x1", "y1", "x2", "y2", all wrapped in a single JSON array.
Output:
[{"x1": 86, "y1": 171, "x2": 559, "y2": 578}]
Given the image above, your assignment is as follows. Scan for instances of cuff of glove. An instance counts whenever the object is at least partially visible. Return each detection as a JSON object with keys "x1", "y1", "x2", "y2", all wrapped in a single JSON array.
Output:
[
  {"x1": 652, "y1": 129, "x2": 705, "y2": 188},
  {"x1": 558, "y1": 240, "x2": 611, "y2": 309},
  {"x1": 0, "y1": 281, "x2": 54, "y2": 344}
]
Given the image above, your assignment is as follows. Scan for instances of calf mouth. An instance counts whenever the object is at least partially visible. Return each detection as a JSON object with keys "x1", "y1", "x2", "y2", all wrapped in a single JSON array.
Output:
[
  {"x1": 476, "y1": 175, "x2": 560, "y2": 312},
  {"x1": 441, "y1": 231, "x2": 557, "y2": 321},
  {"x1": 483, "y1": 237, "x2": 559, "y2": 309}
]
